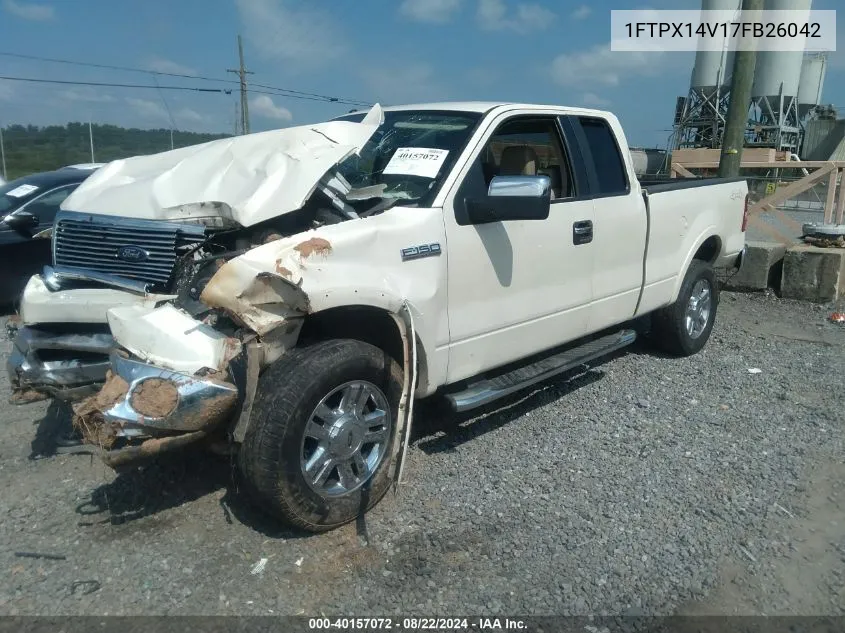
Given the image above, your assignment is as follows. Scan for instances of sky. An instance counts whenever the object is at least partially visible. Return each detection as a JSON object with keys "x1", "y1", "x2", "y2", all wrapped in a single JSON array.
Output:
[{"x1": 0, "y1": 0, "x2": 843, "y2": 148}]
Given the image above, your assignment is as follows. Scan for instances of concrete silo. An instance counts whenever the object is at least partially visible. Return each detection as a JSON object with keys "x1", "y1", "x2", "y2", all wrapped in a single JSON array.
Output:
[
  {"x1": 797, "y1": 53, "x2": 828, "y2": 120},
  {"x1": 690, "y1": 0, "x2": 738, "y2": 99},
  {"x1": 674, "y1": 0, "x2": 823, "y2": 154},
  {"x1": 673, "y1": 0, "x2": 741, "y2": 149},
  {"x1": 747, "y1": 0, "x2": 813, "y2": 153}
]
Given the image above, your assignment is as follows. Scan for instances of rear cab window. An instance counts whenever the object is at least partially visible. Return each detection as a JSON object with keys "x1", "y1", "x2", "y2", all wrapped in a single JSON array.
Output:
[{"x1": 573, "y1": 117, "x2": 630, "y2": 198}]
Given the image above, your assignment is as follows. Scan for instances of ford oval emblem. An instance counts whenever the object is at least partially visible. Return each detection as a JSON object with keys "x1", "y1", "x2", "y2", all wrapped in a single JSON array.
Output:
[{"x1": 116, "y1": 245, "x2": 149, "y2": 263}]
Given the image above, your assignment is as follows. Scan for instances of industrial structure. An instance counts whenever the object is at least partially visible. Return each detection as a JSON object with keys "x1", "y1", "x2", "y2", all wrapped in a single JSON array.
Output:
[
  {"x1": 671, "y1": 0, "x2": 832, "y2": 156},
  {"x1": 672, "y1": 0, "x2": 739, "y2": 150}
]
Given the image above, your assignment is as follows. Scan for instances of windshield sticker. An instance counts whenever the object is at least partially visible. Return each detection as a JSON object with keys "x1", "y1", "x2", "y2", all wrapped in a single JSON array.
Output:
[
  {"x1": 5, "y1": 184, "x2": 39, "y2": 198},
  {"x1": 383, "y1": 148, "x2": 450, "y2": 179}
]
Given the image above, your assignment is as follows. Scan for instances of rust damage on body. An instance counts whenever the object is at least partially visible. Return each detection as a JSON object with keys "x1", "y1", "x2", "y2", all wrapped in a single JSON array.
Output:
[
  {"x1": 294, "y1": 237, "x2": 332, "y2": 259},
  {"x1": 275, "y1": 262, "x2": 294, "y2": 279}
]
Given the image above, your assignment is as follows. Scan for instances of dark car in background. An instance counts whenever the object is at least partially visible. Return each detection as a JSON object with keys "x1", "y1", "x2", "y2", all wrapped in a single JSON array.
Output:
[{"x1": 0, "y1": 164, "x2": 102, "y2": 306}]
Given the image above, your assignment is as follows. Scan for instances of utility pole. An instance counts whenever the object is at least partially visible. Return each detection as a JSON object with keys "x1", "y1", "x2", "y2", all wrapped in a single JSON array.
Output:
[
  {"x1": 227, "y1": 34, "x2": 253, "y2": 135},
  {"x1": 151, "y1": 74, "x2": 176, "y2": 150},
  {"x1": 88, "y1": 118, "x2": 95, "y2": 163},
  {"x1": 0, "y1": 125, "x2": 6, "y2": 180},
  {"x1": 718, "y1": 0, "x2": 763, "y2": 178}
]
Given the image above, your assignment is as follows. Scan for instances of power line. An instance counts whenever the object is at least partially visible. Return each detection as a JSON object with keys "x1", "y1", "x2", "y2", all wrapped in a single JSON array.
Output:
[
  {"x1": 0, "y1": 75, "x2": 232, "y2": 93},
  {"x1": 249, "y1": 81, "x2": 371, "y2": 105},
  {"x1": 0, "y1": 51, "x2": 233, "y2": 84},
  {"x1": 0, "y1": 50, "x2": 373, "y2": 107},
  {"x1": 0, "y1": 74, "x2": 374, "y2": 106},
  {"x1": 247, "y1": 87, "x2": 370, "y2": 105}
]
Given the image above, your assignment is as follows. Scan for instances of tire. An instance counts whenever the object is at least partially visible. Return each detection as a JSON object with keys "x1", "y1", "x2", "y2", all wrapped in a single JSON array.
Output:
[
  {"x1": 650, "y1": 259, "x2": 719, "y2": 357},
  {"x1": 238, "y1": 339, "x2": 403, "y2": 533}
]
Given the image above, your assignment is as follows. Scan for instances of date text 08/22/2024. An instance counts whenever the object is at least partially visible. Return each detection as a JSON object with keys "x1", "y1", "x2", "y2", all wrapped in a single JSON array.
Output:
[{"x1": 307, "y1": 617, "x2": 528, "y2": 630}]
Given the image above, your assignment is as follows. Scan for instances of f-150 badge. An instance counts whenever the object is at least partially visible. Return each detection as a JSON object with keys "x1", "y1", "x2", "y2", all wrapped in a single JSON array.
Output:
[{"x1": 401, "y1": 243, "x2": 442, "y2": 262}]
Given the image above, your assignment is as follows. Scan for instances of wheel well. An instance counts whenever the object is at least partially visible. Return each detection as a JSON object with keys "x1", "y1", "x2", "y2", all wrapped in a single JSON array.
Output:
[
  {"x1": 297, "y1": 305, "x2": 428, "y2": 391},
  {"x1": 693, "y1": 236, "x2": 721, "y2": 264}
]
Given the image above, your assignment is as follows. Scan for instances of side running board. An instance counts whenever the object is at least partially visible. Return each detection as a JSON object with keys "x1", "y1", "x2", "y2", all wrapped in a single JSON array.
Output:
[{"x1": 445, "y1": 329, "x2": 637, "y2": 413}]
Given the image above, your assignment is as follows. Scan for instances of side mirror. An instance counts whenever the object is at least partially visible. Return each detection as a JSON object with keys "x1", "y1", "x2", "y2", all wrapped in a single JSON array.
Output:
[
  {"x1": 2, "y1": 211, "x2": 39, "y2": 231},
  {"x1": 466, "y1": 175, "x2": 551, "y2": 225}
]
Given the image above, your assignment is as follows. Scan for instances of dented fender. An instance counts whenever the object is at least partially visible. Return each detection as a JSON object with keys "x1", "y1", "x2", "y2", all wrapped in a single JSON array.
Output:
[
  {"x1": 199, "y1": 206, "x2": 448, "y2": 394},
  {"x1": 199, "y1": 213, "x2": 432, "y2": 324},
  {"x1": 104, "y1": 204, "x2": 446, "y2": 426}
]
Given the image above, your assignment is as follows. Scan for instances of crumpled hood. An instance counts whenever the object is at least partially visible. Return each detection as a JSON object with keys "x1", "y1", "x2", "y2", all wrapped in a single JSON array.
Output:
[{"x1": 60, "y1": 104, "x2": 384, "y2": 228}]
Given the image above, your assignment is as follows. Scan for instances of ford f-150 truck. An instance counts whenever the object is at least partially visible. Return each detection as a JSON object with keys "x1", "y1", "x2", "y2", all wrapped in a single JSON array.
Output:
[{"x1": 6, "y1": 102, "x2": 747, "y2": 532}]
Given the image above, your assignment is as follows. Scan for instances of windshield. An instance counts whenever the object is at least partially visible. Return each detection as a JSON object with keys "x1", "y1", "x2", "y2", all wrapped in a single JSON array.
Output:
[{"x1": 333, "y1": 110, "x2": 482, "y2": 206}]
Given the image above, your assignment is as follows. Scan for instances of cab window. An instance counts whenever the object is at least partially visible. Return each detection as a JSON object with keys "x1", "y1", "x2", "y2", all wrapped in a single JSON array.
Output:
[{"x1": 479, "y1": 116, "x2": 574, "y2": 200}]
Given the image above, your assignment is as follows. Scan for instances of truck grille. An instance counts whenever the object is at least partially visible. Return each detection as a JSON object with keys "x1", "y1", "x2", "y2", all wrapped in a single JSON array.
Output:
[{"x1": 52, "y1": 211, "x2": 207, "y2": 290}]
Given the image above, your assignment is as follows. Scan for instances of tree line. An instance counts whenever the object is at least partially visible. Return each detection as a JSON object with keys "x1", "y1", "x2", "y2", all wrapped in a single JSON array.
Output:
[{"x1": 1, "y1": 122, "x2": 231, "y2": 181}]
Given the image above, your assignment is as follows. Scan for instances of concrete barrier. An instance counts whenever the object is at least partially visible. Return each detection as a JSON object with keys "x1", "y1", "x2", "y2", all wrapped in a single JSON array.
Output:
[
  {"x1": 781, "y1": 245, "x2": 845, "y2": 303},
  {"x1": 723, "y1": 241, "x2": 787, "y2": 291}
]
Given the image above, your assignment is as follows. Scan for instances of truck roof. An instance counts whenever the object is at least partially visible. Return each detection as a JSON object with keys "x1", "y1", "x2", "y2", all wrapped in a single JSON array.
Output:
[{"x1": 349, "y1": 101, "x2": 613, "y2": 118}]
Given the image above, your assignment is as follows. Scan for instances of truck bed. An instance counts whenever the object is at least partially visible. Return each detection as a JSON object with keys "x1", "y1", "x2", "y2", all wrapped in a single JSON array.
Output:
[{"x1": 639, "y1": 176, "x2": 748, "y2": 193}]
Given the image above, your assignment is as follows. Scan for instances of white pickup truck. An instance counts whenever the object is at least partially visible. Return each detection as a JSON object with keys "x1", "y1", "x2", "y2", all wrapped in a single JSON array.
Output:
[{"x1": 6, "y1": 102, "x2": 748, "y2": 531}]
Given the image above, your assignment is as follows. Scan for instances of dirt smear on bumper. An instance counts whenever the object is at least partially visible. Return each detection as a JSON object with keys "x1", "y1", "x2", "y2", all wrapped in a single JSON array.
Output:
[
  {"x1": 129, "y1": 378, "x2": 178, "y2": 418},
  {"x1": 71, "y1": 370, "x2": 129, "y2": 449}
]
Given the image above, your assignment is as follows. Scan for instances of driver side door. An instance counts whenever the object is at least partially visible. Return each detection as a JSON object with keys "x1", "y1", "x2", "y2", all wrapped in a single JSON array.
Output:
[{"x1": 442, "y1": 111, "x2": 596, "y2": 383}]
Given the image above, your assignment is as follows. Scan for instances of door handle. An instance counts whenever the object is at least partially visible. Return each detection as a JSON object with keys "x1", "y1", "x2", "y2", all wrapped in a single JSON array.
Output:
[{"x1": 573, "y1": 220, "x2": 593, "y2": 245}]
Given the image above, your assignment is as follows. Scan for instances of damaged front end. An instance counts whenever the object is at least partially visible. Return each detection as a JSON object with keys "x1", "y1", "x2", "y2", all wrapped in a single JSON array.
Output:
[
  {"x1": 68, "y1": 215, "x2": 329, "y2": 467},
  {"x1": 73, "y1": 353, "x2": 238, "y2": 469},
  {"x1": 63, "y1": 190, "x2": 367, "y2": 468},
  {"x1": 7, "y1": 105, "x2": 387, "y2": 408},
  {"x1": 66, "y1": 281, "x2": 275, "y2": 468},
  {"x1": 40, "y1": 102, "x2": 426, "y2": 475}
]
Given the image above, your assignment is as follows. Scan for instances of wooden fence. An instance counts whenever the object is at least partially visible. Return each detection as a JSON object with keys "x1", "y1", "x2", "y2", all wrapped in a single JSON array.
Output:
[{"x1": 669, "y1": 157, "x2": 845, "y2": 242}]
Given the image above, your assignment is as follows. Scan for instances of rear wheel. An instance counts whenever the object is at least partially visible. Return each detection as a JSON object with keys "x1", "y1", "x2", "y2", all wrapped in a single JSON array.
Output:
[
  {"x1": 650, "y1": 259, "x2": 719, "y2": 357},
  {"x1": 238, "y1": 339, "x2": 403, "y2": 532}
]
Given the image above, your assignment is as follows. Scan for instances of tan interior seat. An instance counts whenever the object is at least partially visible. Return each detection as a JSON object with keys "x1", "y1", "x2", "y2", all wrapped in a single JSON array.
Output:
[
  {"x1": 499, "y1": 145, "x2": 538, "y2": 176},
  {"x1": 538, "y1": 166, "x2": 563, "y2": 199}
]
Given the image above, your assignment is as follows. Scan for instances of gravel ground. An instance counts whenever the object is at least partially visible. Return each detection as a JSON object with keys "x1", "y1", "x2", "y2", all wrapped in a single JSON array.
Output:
[{"x1": 0, "y1": 291, "x2": 843, "y2": 617}]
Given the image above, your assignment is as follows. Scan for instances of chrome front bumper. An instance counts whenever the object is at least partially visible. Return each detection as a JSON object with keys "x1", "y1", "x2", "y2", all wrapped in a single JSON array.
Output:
[
  {"x1": 6, "y1": 325, "x2": 114, "y2": 403},
  {"x1": 100, "y1": 352, "x2": 239, "y2": 439},
  {"x1": 74, "y1": 353, "x2": 241, "y2": 470}
]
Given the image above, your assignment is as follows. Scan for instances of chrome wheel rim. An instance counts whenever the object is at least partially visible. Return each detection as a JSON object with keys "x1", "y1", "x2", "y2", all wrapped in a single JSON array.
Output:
[
  {"x1": 685, "y1": 279, "x2": 712, "y2": 340},
  {"x1": 300, "y1": 380, "x2": 391, "y2": 498}
]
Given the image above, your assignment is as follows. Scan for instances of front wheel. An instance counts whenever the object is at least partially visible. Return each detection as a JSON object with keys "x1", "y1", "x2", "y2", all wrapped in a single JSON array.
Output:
[
  {"x1": 238, "y1": 339, "x2": 403, "y2": 532},
  {"x1": 650, "y1": 259, "x2": 719, "y2": 357}
]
